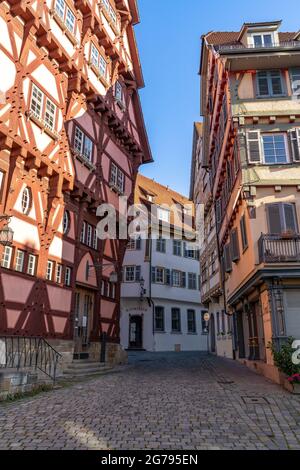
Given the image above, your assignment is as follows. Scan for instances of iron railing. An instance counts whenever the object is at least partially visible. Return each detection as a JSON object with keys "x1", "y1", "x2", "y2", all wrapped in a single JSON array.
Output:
[
  {"x1": 258, "y1": 233, "x2": 300, "y2": 263},
  {"x1": 0, "y1": 336, "x2": 62, "y2": 382},
  {"x1": 218, "y1": 41, "x2": 300, "y2": 52}
]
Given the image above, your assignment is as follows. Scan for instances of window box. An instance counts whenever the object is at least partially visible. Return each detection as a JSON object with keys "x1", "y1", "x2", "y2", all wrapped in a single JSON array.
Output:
[
  {"x1": 26, "y1": 110, "x2": 60, "y2": 141},
  {"x1": 71, "y1": 148, "x2": 96, "y2": 171}
]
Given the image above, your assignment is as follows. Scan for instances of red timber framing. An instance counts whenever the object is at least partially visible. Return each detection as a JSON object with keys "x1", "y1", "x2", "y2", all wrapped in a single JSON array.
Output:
[{"x1": 0, "y1": 0, "x2": 152, "y2": 358}]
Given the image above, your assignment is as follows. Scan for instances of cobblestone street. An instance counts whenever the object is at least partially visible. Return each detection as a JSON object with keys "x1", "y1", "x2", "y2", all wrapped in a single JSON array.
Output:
[{"x1": 0, "y1": 353, "x2": 300, "y2": 450}]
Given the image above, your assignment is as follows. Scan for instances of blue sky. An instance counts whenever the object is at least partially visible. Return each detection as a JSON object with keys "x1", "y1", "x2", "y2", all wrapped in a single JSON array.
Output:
[{"x1": 135, "y1": 0, "x2": 300, "y2": 197}]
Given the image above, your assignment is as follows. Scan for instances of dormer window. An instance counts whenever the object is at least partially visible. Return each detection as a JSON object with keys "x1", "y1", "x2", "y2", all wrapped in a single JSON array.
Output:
[{"x1": 253, "y1": 33, "x2": 273, "y2": 48}]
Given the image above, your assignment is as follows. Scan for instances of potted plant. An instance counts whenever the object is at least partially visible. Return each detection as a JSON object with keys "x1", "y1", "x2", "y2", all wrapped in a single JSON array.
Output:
[
  {"x1": 281, "y1": 229, "x2": 295, "y2": 239},
  {"x1": 287, "y1": 374, "x2": 300, "y2": 395},
  {"x1": 268, "y1": 338, "x2": 300, "y2": 394}
]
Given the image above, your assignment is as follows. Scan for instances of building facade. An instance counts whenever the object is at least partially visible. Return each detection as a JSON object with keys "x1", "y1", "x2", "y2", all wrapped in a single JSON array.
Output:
[
  {"x1": 120, "y1": 175, "x2": 208, "y2": 352},
  {"x1": 197, "y1": 21, "x2": 300, "y2": 381},
  {"x1": 0, "y1": 0, "x2": 152, "y2": 365},
  {"x1": 190, "y1": 123, "x2": 233, "y2": 358}
]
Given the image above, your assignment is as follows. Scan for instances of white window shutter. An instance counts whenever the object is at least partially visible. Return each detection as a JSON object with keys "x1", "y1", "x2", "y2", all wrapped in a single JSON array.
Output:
[
  {"x1": 289, "y1": 129, "x2": 300, "y2": 162},
  {"x1": 247, "y1": 131, "x2": 262, "y2": 164}
]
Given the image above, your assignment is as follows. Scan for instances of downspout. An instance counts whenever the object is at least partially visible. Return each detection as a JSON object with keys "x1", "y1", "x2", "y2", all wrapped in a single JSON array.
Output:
[{"x1": 147, "y1": 238, "x2": 155, "y2": 350}]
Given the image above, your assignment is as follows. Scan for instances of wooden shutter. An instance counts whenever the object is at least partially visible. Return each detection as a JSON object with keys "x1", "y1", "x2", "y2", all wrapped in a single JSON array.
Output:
[
  {"x1": 289, "y1": 129, "x2": 300, "y2": 162},
  {"x1": 224, "y1": 244, "x2": 232, "y2": 273},
  {"x1": 136, "y1": 237, "x2": 141, "y2": 250},
  {"x1": 181, "y1": 272, "x2": 186, "y2": 288},
  {"x1": 165, "y1": 269, "x2": 171, "y2": 286},
  {"x1": 283, "y1": 203, "x2": 298, "y2": 233},
  {"x1": 247, "y1": 131, "x2": 262, "y2": 163},
  {"x1": 231, "y1": 228, "x2": 240, "y2": 262},
  {"x1": 240, "y1": 215, "x2": 248, "y2": 250},
  {"x1": 135, "y1": 266, "x2": 141, "y2": 282},
  {"x1": 267, "y1": 204, "x2": 282, "y2": 234}
]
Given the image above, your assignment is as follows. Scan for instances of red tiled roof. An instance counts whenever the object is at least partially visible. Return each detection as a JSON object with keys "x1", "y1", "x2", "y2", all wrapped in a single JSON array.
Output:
[{"x1": 204, "y1": 31, "x2": 297, "y2": 46}]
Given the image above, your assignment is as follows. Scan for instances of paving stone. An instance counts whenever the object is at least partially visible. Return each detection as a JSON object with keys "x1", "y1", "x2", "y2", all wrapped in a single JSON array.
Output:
[{"x1": 0, "y1": 352, "x2": 299, "y2": 450}]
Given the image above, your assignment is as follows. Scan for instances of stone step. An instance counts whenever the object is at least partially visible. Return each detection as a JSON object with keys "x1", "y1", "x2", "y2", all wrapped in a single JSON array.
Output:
[
  {"x1": 62, "y1": 366, "x2": 112, "y2": 378},
  {"x1": 66, "y1": 361, "x2": 106, "y2": 370}
]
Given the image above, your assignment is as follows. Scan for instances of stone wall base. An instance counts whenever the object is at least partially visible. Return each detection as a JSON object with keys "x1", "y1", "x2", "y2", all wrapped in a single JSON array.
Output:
[
  {"x1": 237, "y1": 358, "x2": 282, "y2": 385},
  {"x1": 0, "y1": 370, "x2": 52, "y2": 401}
]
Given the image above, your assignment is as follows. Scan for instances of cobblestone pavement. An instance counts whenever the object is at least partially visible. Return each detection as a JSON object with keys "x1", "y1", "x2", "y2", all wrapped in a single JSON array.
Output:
[{"x1": 0, "y1": 352, "x2": 300, "y2": 450}]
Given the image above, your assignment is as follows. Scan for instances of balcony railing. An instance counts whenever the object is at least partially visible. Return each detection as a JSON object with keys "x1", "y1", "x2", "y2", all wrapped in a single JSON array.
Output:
[
  {"x1": 258, "y1": 234, "x2": 300, "y2": 264},
  {"x1": 218, "y1": 41, "x2": 300, "y2": 53}
]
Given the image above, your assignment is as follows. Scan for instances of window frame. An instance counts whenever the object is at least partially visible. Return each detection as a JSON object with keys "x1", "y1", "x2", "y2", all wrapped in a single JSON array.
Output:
[
  {"x1": 21, "y1": 187, "x2": 32, "y2": 215},
  {"x1": 30, "y1": 83, "x2": 58, "y2": 132},
  {"x1": 73, "y1": 125, "x2": 94, "y2": 163},
  {"x1": 63, "y1": 210, "x2": 70, "y2": 235},
  {"x1": 90, "y1": 42, "x2": 107, "y2": 80},
  {"x1": 15, "y1": 249, "x2": 25, "y2": 273},
  {"x1": 187, "y1": 309, "x2": 197, "y2": 334},
  {"x1": 256, "y1": 70, "x2": 285, "y2": 98},
  {"x1": 46, "y1": 260, "x2": 54, "y2": 281},
  {"x1": 1, "y1": 246, "x2": 12, "y2": 269},
  {"x1": 54, "y1": 0, "x2": 76, "y2": 34},
  {"x1": 27, "y1": 254, "x2": 37, "y2": 276},
  {"x1": 109, "y1": 162, "x2": 125, "y2": 194},
  {"x1": 65, "y1": 266, "x2": 72, "y2": 286},
  {"x1": 171, "y1": 308, "x2": 181, "y2": 333},
  {"x1": 154, "y1": 306, "x2": 165, "y2": 333},
  {"x1": 266, "y1": 202, "x2": 299, "y2": 235},
  {"x1": 262, "y1": 133, "x2": 289, "y2": 165}
]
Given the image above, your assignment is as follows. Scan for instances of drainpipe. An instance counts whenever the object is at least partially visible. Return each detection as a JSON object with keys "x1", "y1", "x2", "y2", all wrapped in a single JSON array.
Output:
[{"x1": 147, "y1": 238, "x2": 155, "y2": 351}]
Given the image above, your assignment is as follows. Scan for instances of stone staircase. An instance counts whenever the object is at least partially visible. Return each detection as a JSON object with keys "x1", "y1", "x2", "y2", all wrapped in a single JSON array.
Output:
[{"x1": 62, "y1": 360, "x2": 113, "y2": 380}]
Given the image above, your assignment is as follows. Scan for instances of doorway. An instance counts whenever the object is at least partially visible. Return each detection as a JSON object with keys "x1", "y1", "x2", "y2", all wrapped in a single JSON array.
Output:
[
  {"x1": 73, "y1": 288, "x2": 94, "y2": 359},
  {"x1": 129, "y1": 316, "x2": 143, "y2": 350}
]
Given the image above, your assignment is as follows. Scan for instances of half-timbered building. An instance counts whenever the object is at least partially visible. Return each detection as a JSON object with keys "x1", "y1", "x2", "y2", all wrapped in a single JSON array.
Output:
[{"x1": 0, "y1": 0, "x2": 152, "y2": 367}]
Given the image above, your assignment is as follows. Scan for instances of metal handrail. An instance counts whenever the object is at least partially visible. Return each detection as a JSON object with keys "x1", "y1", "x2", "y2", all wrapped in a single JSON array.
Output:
[
  {"x1": 218, "y1": 41, "x2": 300, "y2": 52},
  {"x1": 0, "y1": 336, "x2": 62, "y2": 382}
]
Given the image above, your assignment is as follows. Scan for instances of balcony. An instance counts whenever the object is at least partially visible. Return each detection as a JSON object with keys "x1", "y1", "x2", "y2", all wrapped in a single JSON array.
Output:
[
  {"x1": 218, "y1": 41, "x2": 300, "y2": 53},
  {"x1": 258, "y1": 234, "x2": 300, "y2": 264}
]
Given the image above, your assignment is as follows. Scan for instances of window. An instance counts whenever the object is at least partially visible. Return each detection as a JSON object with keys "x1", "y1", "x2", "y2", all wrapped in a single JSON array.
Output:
[
  {"x1": 171, "y1": 308, "x2": 181, "y2": 333},
  {"x1": 188, "y1": 273, "x2": 197, "y2": 290},
  {"x1": 30, "y1": 84, "x2": 57, "y2": 130},
  {"x1": 240, "y1": 215, "x2": 248, "y2": 251},
  {"x1": 30, "y1": 84, "x2": 43, "y2": 119},
  {"x1": 157, "y1": 208, "x2": 170, "y2": 223},
  {"x1": 156, "y1": 238, "x2": 166, "y2": 253},
  {"x1": 290, "y1": 68, "x2": 300, "y2": 98},
  {"x1": 21, "y1": 187, "x2": 32, "y2": 215},
  {"x1": 55, "y1": 0, "x2": 76, "y2": 33},
  {"x1": 124, "y1": 266, "x2": 141, "y2": 283},
  {"x1": 257, "y1": 70, "x2": 284, "y2": 97},
  {"x1": 93, "y1": 228, "x2": 98, "y2": 250},
  {"x1": 110, "y1": 163, "x2": 125, "y2": 194},
  {"x1": 80, "y1": 222, "x2": 86, "y2": 243},
  {"x1": 173, "y1": 240, "x2": 182, "y2": 256},
  {"x1": 1, "y1": 246, "x2": 12, "y2": 269},
  {"x1": 115, "y1": 81, "x2": 124, "y2": 104},
  {"x1": 184, "y1": 243, "x2": 198, "y2": 259},
  {"x1": 46, "y1": 261, "x2": 54, "y2": 281},
  {"x1": 65, "y1": 267, "x2": 72, "y2": 286},
  {"x1": 90, "y1": 44, "x2": 107, "y2": 78},
  {"x1": 27, "y1": 254, "x2": 36, "y2": 276},
  {"x1": 187, "y1": 310, "x2": 196, "y2": 334},
  {"x1": 289, "y1": 129, "x2": 300, "y2": 162},
  {"x1": 267, "y1": 203, "x2": 298, "y2": 235},
  {"x1": 155, "y1": 267, "x2": 164, "y2": 284},
  {"x1": 74, "y1": 126, "x2": 93, "y2": 162},
  {"x1": 172, "y1": 270, "x2": 181, "y2": 288},
  {"x1": 253, "y1": 34, "x2": 273, "y2": 48},
  {"x1": 63, "y1": 211, "x2": 70, "y2": 235},
  {"x1": 15, "y1": 250, "x2": 25, "y2": 272},
  {"x1": 262, "y1": 134, "x2": 288, "y2": 165},
  {"x1": 154, "y1": 306, "x2": 165, "y2": 332},
  {"x1": 127, "y1": 238, "x2": 141, "y2": 251},
  {"x1": 87, "y1": 224, "x2": 93, "y2": 247},
  {"x1": 56, "y1": 264, "x2": 62, "y2": 284}
]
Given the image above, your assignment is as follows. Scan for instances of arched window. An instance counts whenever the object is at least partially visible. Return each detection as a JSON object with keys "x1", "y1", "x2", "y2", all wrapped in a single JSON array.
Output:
[
  {"x1": 21, "y1": 187, "x2": 32, "y2": 215},
  {"x1": 63, "y1": 210, "x2": 70, "y2": 234}
]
